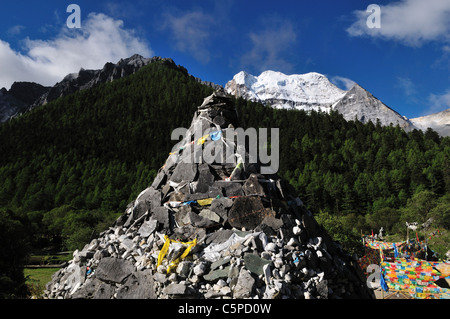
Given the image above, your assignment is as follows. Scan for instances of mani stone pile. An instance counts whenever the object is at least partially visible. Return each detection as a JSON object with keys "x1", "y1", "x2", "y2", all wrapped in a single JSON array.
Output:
[{"x1": 44, "y1": 91, "x2": 374, "y2": 300}]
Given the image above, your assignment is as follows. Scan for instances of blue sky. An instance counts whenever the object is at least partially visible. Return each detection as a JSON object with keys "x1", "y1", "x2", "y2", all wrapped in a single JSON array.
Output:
[{"x1": 1, "y1": 0, "x2": 450, "y2": 119}]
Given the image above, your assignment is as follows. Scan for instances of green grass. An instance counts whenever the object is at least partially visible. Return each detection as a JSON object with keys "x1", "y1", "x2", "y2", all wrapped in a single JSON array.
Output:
[
  {"x1": 24, "y1": 267, "x2": 60, "y2": 299},
  {"x1": 27, "y1": 253, "x2": 72, "y2": 266}
]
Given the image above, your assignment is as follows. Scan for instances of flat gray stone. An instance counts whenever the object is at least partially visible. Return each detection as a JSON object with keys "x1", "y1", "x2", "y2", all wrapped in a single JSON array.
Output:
[
  {"x1": 203, "y1": 266, "x2": 231, "y2": 282},
  {"x1": 221, "y1": 182, "x2": 244, "y2": 197},
  {"x1": 151, "y1": 170, "x2": 167, "y2": 189},
  {"x1": 70, "y1": 278, "x2": 115, "y2": 299},
  {"x1": 170, "y1": 162, "x2": 198, "y2": 183},
  {"x1": 95, "y1": 257, "x2": 135, "y2": 284},
  {"x1": 199, "y1": 209, "x2": 221, "y2": 223},
  {"x1": 243, "y1": 254, "x2": 273, "y2": 276},
  {"x1": 205, "y1": 229, "x2": 234, "y2": 245},
  {"x1": 133, "y1": 187, "x2": 161, "y2": 220},
  {"x1": 196, "y1": 164, "x2": 215, "y2": 193},
  {"x1": 150, "y1": 206, "x2": 171, "y2": 230},
  {"x1": 164, "y1": 283, "x2": 188, "y2": 295},
  {"x1": 116, "y1": 269, "x2": 155, "y2": 299},
  {"x1": 138, "y1": 219, "x2": 158, "y2": 238}
]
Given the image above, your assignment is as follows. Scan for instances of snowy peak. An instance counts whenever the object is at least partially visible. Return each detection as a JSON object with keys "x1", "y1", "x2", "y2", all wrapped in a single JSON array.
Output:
[
  {"x1": 233, "y1": 71, "x2": 258, "y2": 91},
  {"x1": 226, "y1": 70, "x2": 346, "y2": 111},
  {"x1": 332, "y1": 83, "x2": 416, "y2": 130},
  {"x1": 226, "y1": 70, "x2": 421, "y2": 133},
  {"x1": 411, "y1": 109, "x2": 450, "y2": 136}
]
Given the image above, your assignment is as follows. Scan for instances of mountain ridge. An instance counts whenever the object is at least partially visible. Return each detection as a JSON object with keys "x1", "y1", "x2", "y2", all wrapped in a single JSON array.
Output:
[
  {"x1": 2, "y1": 55, "x2": 448, "y2": 136},
  {"x1": 225, "y1": 69, "x2": 449, "y2": 135},
  {"x1": 0, "y1": 54, "x2": 221, "y2": 123}
]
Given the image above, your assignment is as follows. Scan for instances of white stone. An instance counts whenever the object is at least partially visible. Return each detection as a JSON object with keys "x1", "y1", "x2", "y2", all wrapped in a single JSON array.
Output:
[
  {"x1": 274, "y1": 257, "x2": 283, "y2": 268},
  {"x1": 220, "y1": 286, "x2": 231, "y2": 295},
  {"x1": 287, "y1": 237, "x2": 299, "y2": 246},
  {"x1": 263, "y1": 264, "x2": 271, "y2": 285},
  {"x1": 193, "y1": 262, "x2": 207, "y2": 276},
  {"x1": 265, "y1": 242, "x2": 277, "y2": 252}
]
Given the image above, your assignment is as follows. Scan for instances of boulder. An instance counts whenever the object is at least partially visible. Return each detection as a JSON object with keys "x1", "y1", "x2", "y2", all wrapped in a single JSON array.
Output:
[{"x1": 228, "y1": 197, "x2": 274, "y2": 230}]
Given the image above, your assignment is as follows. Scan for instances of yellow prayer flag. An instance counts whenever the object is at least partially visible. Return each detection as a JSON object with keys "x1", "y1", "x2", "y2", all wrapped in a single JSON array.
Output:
[
  {"x1": 197, "y1": 198, "x2": 214, "y2": 206},
  {"x1": 197, "y1": 134, "x2": 209, "y2": 145}
]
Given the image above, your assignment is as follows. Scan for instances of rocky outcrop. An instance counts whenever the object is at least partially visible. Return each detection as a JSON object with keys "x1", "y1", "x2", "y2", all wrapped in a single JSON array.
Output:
[
  {"x1": 31, "y1": 55, "x2": 166, "y2": 107},
  {"x1": 0, "y1": 82, "x2": 50, "y2": 122},
  {"x1": 44, "y1": 90, "x2": 374, "y2": 300}
]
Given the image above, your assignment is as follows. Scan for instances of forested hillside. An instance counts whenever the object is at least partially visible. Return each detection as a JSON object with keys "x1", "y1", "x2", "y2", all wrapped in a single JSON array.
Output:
[
  {"x1": 235, "y1": 98, "x2": 450, "y2": 254},
  {"x1": 0, "y1": 60, "x2": 449, "y2": 298}
]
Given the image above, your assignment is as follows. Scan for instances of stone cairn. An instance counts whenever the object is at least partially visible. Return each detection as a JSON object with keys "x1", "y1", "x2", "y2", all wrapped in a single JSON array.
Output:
[{"x1": 44, "y1": 90, "x2": 374, "y2": 299}]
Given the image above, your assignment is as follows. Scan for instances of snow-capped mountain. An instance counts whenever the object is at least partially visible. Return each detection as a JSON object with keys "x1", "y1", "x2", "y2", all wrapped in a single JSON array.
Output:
[
  {"x1": 333, "y1": 83, "x2": 416, "y2": 131},
  {"x1": 225, "y1": 70, "x2": 346, "y2": 112},
  {"x1": 225, "y1": 70, "x2": 417, "y2": 132},
  {"x1": 411, "y1": 109, "x2": 450, "y2": 137}
]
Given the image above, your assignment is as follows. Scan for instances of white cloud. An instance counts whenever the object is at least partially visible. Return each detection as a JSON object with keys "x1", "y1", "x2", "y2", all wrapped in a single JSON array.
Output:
[
  {"x1": 241, "y1": 19, "x2": 297, "y2": 74},
  {"x1": 347, "y1": 0, "x2": 450, "y2": 47},
  {"x1": 330, "y1": 76, "x2": 356, "y2": 91},
  {"x1": 0, "y1": 13, "x2": 152, "y2": 89},
  {"x1": 161, "y1": 10, "x2": 215, "y2": 63}
]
